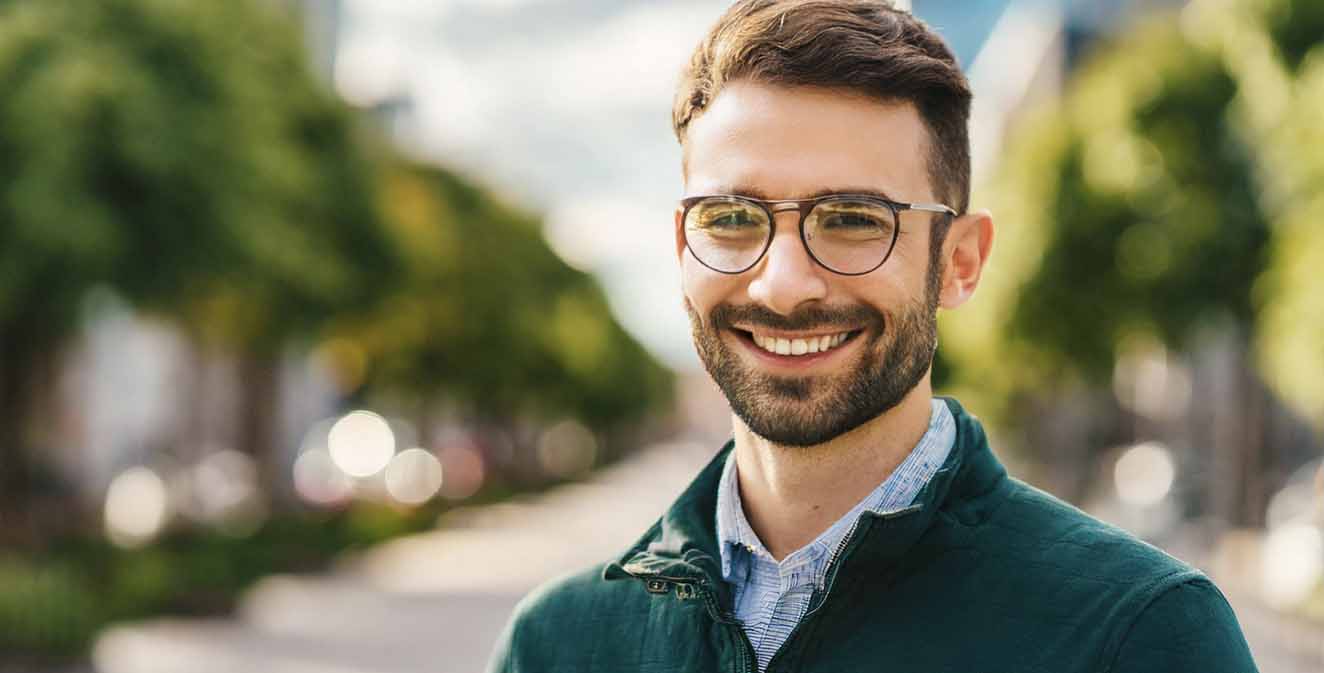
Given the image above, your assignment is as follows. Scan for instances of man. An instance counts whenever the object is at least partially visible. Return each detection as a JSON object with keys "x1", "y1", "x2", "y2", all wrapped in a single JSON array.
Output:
[{"x1": 488, "y1": 1, "x2": 1259, "y2": 671}]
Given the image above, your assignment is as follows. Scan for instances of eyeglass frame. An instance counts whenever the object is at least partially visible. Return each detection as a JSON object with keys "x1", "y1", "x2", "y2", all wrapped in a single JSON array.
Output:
[{"x1": 678, "y1": 192, "x2": 959, "y2": 276}]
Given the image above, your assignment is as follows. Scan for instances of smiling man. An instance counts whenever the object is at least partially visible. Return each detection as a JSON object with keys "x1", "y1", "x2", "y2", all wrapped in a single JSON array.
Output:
[{"x1": 487, "y1": 2, "x2": 1259, "y2": 672}]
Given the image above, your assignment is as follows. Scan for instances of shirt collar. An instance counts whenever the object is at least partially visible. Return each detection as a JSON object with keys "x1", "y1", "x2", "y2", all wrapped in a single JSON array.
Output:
[{"x1": 715, "y1": 398, "x2": 957, "y2": 582}]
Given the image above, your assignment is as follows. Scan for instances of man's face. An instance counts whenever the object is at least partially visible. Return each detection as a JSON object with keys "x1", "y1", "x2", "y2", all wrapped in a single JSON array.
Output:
[{"x1": 677, "y1": 81, "x2": 943, "y2": 447}]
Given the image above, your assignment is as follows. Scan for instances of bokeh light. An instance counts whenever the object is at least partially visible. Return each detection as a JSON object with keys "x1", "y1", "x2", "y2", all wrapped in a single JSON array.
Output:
[
  {"x1": 536, "y1": 419, "x2": 598, "y2": 478},
  {"x1": 1114, "y1": 441, "x2": 1176, "y2": 507},
  {"x1": 328, "y1": 410, "x2": 396, "y2": 478},
  {"x1": 384, "y1": 448, "x2": 445, "y2": 506},
  {"x1": 437, "y1": 444, "x2": 486, "y2": 500},
  {"x1": 293, "y1": 449, "x2": 354, "y2": 507},
  {"x1": 191, "y1": 449, "x2": 266, "y2": 535},
  {"x1": 1266, "y1": 458, "x2": 1324, "y2": 529},
  {"x1": 104, "y1": 467, "x2": 170, "y2": 548},
  {"x1": 1112, "y1": 338, "x2": 1192, "y2": 421},
  {"x1": 1260, "y1": 523, "x2": 1324, "y2": 610},
  {"x1": 1267, "y1": 482, "x2": 1319, "y2": 530}
]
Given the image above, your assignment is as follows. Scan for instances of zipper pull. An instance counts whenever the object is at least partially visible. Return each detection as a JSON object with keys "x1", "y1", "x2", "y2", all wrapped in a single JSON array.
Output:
[{"x1": 674, "y1": 582, "x2": 697, "y2": 600}]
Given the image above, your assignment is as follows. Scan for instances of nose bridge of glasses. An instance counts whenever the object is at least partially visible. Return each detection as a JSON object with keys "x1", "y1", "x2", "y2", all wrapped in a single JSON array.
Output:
[
  {"x1": 761, "y1": 209, "x2": 819, "y2": 274},
  {"x1": 766, "y1": 201, "x2": 808, "y2": 236}
]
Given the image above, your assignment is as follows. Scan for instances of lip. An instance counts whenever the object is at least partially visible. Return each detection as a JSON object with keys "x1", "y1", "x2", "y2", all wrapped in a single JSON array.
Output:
[{"x1": 728, "y1": 327, "x2": 863, "y2": 369}]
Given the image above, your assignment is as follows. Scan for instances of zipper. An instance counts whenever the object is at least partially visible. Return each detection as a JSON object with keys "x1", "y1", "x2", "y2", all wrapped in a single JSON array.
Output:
[
  {"x1": 761, "y1": 503, "x2": 924, "y2": 671},
  {"x1": 699, "y1": 584, "x2": 758, "y2": 673},
  {"x1": 809, "y1": 502, "x2": 923, "y2": 617}
]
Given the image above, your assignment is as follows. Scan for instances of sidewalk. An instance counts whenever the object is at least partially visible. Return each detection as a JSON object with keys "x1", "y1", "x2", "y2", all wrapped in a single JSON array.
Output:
[
  {"x1": 93, "y1": 439, "x2": 1322, "y2": 673},
  {"x1": 92, "y1": 440, "x2": 713, "y2": 673}
]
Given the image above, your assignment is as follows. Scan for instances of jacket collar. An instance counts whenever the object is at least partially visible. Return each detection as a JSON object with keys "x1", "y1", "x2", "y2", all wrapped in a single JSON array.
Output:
[{"x1": 603, "y1": 397, "x2": 1006, "y2": 589}]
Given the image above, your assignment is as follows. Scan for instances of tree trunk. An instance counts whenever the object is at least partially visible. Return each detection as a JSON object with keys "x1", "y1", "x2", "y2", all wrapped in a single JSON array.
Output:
[
  {"x1": 1236, "y1": 351, "x2": 1268, "y2": 528},
  {"x1": 237, "y1": 351, "x2": 284, "y2": 507},
  {"x1": 0, "y1": 326, "x2": 39, "y2": 547}
]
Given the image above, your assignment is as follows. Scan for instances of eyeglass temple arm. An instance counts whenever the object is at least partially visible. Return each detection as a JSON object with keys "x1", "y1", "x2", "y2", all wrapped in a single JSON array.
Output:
[{"x1": 905, "y1": 202, "x2": 959, "y2": 217}]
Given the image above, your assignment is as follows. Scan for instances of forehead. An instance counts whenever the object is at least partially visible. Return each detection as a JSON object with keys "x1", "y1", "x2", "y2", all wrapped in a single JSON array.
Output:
[{"x1": 683, "y1": 81, "x2": 932, "y2": 201}]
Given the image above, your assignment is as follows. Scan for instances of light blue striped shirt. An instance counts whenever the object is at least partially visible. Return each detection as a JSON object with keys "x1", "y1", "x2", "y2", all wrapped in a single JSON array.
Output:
[{"x1": 715, "y1": 398, "x2": 957, "y2": 672}]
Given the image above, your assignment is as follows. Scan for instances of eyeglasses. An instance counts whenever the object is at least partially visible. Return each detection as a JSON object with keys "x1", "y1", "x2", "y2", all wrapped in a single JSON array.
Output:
[{"x1": 679, "y1": 193, "x2": 957, "y2": 276}]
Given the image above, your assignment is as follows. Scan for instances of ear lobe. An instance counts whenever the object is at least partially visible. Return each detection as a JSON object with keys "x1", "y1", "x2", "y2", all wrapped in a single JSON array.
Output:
[{"x1": 939, "y1": 210, "x2": 994, "y2": 310}]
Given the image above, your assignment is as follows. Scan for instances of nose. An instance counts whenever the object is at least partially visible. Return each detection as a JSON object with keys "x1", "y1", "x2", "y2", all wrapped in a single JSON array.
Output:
[{"x1": 746, "y1": 212, "x2": 829, "y2": 315}]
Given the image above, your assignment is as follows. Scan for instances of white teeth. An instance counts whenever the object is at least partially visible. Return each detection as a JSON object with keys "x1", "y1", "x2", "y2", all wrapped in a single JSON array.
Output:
[{"x1": 750, "y1": 331, "x2": 852, "y2": 356}]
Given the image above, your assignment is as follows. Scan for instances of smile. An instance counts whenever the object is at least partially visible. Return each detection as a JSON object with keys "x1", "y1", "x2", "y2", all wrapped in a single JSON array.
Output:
[{"x1": 739, "y1": 329, "x2": 860, "y2": 357}]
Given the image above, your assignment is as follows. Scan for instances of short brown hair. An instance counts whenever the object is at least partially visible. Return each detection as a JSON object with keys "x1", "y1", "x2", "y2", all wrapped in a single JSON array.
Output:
[{"x1": 673, "y1": 0, "x2": 972, "y2": 216}]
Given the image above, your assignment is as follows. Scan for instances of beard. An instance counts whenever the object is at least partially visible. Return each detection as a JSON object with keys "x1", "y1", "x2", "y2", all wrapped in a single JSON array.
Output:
[{"x1": 686, "y1": 277, "x2": 940, "y2": 448}]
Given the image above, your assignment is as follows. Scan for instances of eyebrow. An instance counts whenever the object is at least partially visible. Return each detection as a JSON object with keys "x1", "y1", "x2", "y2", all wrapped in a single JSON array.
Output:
[{"x1": 715, "y1": 185, "x2": 900, "y2": 202}]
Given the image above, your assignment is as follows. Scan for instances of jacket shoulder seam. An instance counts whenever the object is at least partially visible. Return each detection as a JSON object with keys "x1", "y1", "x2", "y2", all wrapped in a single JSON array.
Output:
[{"x1": 1099, "y1": 568, "x2": 1207, "y2": 672}]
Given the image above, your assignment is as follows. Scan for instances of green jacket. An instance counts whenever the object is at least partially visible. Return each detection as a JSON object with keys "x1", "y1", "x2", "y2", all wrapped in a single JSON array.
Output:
[{"x1": 488, "y1": 398, "x2": 1258, "y2": 672}]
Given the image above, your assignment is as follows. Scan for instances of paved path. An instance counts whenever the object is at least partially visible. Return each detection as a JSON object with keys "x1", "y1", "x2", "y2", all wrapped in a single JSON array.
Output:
[
  {"x1": 94, "y1": 440, "x2": 1322, "y2": 673},
  {"x1": 93, "y1": 440, "x2": 713, "y2": 673}
]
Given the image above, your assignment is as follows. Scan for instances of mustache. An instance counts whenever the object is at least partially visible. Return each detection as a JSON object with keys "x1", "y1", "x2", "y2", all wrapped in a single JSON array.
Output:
[{"x1": 707, "y1": 303, "x2": 884, "y2": 332}]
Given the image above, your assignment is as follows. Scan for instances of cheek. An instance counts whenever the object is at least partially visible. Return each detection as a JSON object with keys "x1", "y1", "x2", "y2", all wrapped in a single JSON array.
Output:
[
  {"x1": 848, "y1": 267, "x2": 912, "y2": 308},
  {"x1": 887, "y1": 229, "x2": 932, "y2": 271},
  {"x1": 681, "y1": 256, "x2": 746, "y2": 311},
  {"x1": 866, "y1": 238, "x2": 931, "y2": 299}
]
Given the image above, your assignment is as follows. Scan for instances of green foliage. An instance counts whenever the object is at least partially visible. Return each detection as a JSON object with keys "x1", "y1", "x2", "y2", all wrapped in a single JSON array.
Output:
[
  {"x1": 1229, "y1": 0, "x2": 1324, "y2": 423},
  {"x1": 0, "y1": 0, "x2": 394, "y2": 349},
  {"x1": 944, "y1": 0, "x2": 1324, "y2": 427},
  {"x1": 0, "y1": 0, "x2": 670, "y2": 434},
  {"x1": 1009, "y1": 29, "x2": 1269, "y2": 382},
  {"x1": 0, "y1": 0, "x2": 670, "y2": 655},
  {"x1": 346, "y1": 161, "x2": 673, "y2": 429},
  {"x1": 0, "y1": 503, "x2": 441, "y2": 659},
  {"x1": 1016, "y1": 17, "x2": 1265, "y2": 384},
  {"x1": 1262, "y1": 0, "x2": 1324, "y2": 72},
  {"x1": 0, "y1": 0, "x2": 406, "y2": 540},
  {"x1": 0, "y1": 557, "x2": 99, "y2": 654}
]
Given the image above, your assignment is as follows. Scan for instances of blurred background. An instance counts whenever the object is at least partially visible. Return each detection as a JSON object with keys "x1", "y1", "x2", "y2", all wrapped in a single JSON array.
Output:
[{"x1": 0, "y1": 0, "x2": 1321, "y2": 671}]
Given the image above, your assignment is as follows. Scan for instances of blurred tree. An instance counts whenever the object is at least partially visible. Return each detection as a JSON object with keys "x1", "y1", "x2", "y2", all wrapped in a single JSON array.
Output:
[
  {"x1": 1209, "y1": 0, "x2": 1324, "y2": 430},
  {"x1": 0, "y1": 0, "x2": 397, "y2": 538},
  {"x1": 993, "y1": 19, "x2": 1266, "y2": 387},
  {"x1": 939, "y1": 0, "x2": 1324, "y2": 522},
  {"x1": 340, "y1": 162, "x2": 673, "y2": 463}
]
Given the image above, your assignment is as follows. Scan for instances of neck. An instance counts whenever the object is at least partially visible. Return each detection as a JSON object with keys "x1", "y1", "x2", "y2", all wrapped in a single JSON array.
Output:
[{"x1": 731, "y1": 381, "x2": 934, "y2": 560}]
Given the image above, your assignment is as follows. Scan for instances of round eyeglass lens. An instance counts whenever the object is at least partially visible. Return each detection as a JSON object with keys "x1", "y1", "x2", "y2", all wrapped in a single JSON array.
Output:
[
  {"x1": 804, "y1": 198, "x2": 898, "y2": 274},
  {"x1": 684, "y1": 197, "x2": 772, "y2": 272}
]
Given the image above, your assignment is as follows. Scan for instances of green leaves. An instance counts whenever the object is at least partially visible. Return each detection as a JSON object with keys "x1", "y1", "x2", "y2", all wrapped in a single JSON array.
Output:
[
  {"x1": 943, "y1": 0, "x2": 1324, "y2": 427},
  {"x1": 0, "y1": 0, "x2": 669, "y2": 500},
  {"x1": 348, "y1": 161, "x2": 672, "y2": 428}
]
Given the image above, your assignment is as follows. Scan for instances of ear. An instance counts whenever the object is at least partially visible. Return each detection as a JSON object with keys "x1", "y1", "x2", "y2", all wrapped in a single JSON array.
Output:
[{"x1": 938, "y1": 209, "x2": 994, "y2": 310}]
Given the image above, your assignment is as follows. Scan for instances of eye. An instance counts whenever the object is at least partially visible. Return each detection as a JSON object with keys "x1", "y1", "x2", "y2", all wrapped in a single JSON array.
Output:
[
  {"x1": 700, "y1": 206, "x2": 759, "y2": 229},
  {"x1": 805, "y1": 200, "x2": 896, "y2": 247},
  {"x1": 819, "y1": 211, "x2": 884, "y2": 230}
]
